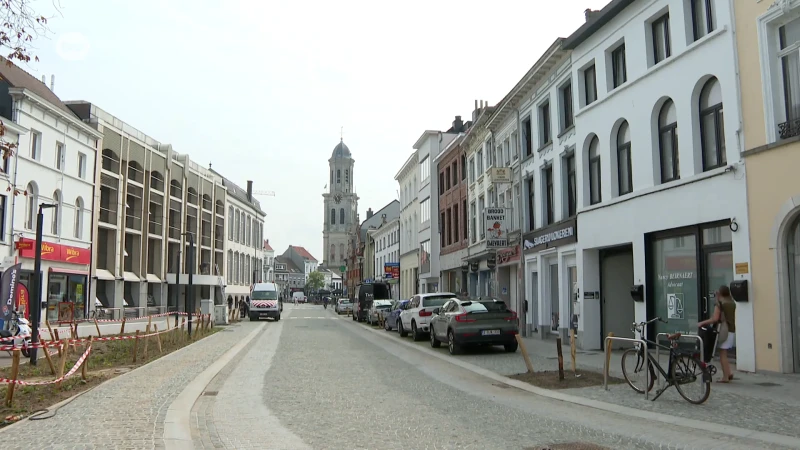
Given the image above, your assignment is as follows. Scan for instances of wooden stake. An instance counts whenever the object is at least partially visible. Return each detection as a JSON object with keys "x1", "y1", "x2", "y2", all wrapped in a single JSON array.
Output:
[
  {"x1": 81, "y1": 337, "x2": 93, "y2": 381},
  {"x1": 556, "y1": 337, "x2": 565, "y2": 381},
  {"x1": 143, "y1": 324, "x2": 151, "y2": 360},
  {"x1": 515, "y1": 334, "x2": 535, "y2": 373},
  {"x1": 54, "y1": 329, "x2": 63, "y2": 359},
  {"x1": 5, "y1": 349, "x2": 20, "y2": 406},
  {"x1": 132, "y1": 330, "x2": 140, "y2": 363},
  {"x1": 604, "y1": 332, "x2": 615, "y2": 379},
  {"x1": 56, "y1": 342, "x2": 68, "y2": 389},
  {"x1": 120, "y1": 318, "x2": 126, "y2": 335},
  {"x1": 94, "y1": 319, "x2": 102, "y2": 337},
  {"x1": 46, "y1": 320, "x2": 55, "y2": 343},
  {"x1": 569, "y1": 329, "x2": 577, "y2": 374},
  {"x1": 42, "y1": 340, "x2": 56, "y2": 375},
  {"x1": 154, "y1": 324, "x2": 163, "y2": 354}
]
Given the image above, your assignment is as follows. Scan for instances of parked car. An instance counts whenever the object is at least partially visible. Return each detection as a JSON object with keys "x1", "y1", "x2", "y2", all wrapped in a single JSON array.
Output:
[
  {"x1": 367, "y1": 300, "x2": 393, "y2": 325},
  {"x1": 383, "y1": 299, "x2": 410, "y2": 331},
  {"x1": 335, "y1": 298, "x2": 352, "y2": 315},
  {"x1": 352, "y1": 282, "x2": 391, "y2": 322},
  {"x1": 398, "y1": 293, "x2": 457, "y2": 341},
  {"x1": 428, "y1": 298, "x2": 519, "y2": 355}
]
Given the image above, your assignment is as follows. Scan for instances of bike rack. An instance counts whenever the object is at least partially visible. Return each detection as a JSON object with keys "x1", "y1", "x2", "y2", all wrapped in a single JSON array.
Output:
[
  {"x1": 655, "y1": 333, "x2": 704, "y2": 384},
  {"x1": 604, "y1": 336, "x2": 650, "y2": 400}
]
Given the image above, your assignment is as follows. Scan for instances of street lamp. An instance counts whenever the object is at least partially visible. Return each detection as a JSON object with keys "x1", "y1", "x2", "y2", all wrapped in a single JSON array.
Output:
[
  {"x1": 182, "y1": 232, "x2": 195, "y2": 337},
  {"x1": 30, "y1": 202, "x2": 57, "y2": 365}
]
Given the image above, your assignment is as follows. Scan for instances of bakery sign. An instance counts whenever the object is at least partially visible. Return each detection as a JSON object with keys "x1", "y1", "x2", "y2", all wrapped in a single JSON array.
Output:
[
  {"x1": 496, "y1": 246, "x2": 520, "y2": 265},
  {"x1": 523, "y1": 217, "x2": 578, "y2": 253}
]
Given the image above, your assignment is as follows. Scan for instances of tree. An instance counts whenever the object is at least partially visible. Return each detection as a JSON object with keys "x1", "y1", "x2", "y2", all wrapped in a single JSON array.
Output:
[
  {"x1": 306, "y1": 271, "x2": 325, "y2": 291},
  {"x1": 0, "y1": 0, "x2": 53, "y2": 163}
]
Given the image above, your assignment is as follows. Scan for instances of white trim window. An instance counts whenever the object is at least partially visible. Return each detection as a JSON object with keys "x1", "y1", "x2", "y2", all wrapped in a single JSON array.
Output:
[{"x1": 760, "y1": 4, "x2": 800, "y2": 142}]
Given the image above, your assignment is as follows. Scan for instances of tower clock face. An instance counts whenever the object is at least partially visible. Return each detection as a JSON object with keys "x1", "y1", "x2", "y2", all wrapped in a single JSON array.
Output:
[{"x1": 334, "y1": 194, "x2": 342, "y2": 204}]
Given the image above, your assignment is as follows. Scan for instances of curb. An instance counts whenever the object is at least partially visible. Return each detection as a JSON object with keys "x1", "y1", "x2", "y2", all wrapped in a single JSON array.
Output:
[
  {"x1": 342, "y1": 317, "x2": 800, "y2": 449},
  {"x1": 163, "y1": 322, "x2": 265, "y2": 450},
  {"x1": 0, "y1": 324, "x2": 233, "y2": 436}
]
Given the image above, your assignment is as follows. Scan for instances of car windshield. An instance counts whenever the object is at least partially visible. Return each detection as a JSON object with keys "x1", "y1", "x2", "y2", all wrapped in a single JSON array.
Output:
[
  {"x1": 252, "y1": 290, "x2": 278, "y2": 300},
  {"x1": 422, "y1": 295, "x2": 455, "y2": 308},
  {"x1": 478, "y1": 301, "x2": 509, "y2": 312},
  {"x1": 462, "y1": 302, "x2": 489, "y2": 313}
]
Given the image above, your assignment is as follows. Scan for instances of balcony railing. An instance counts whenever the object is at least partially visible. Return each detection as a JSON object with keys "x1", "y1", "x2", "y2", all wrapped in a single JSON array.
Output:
[
  {"x1": 169, "y1": 183, "x2": 182, "y2": 199},
  {"x1": 778, "y1": 119, "x2": 800, "y2": 140},
  {"x1": 150, "y1": 175, "x2": 165, "y2": 192},
  {"x1": 99, "y1": 206, "x2": 117, "y2": 225},
  {"x1": 125, "y1": 214, "x2": 142, "y2": 230},
  {"x1": 149, "y1": 219, "x2": 163, "y2": 235},
  {"x1": 168, "y1": 224, "x2": 181, "y2": 240}
]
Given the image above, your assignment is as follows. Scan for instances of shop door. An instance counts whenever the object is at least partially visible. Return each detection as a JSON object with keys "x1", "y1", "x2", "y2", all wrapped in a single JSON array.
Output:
[
  {"x1": 700, "y1": 226, "x2": 734, "y2": 321},
  {"x1": 529, "y1": 272, "x2": 539, "y2": 333},
  {"x1": 549, "y1": 263, "x2": 559, "y2": 334}
]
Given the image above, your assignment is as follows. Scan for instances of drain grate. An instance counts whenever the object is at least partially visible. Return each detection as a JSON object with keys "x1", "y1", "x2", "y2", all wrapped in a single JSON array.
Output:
[
  {"x1": 202, "y1": 391, "x2": 218, "y2": 396},
  {"x1": 526, "y1": 443, "x2": 611, "y2": 450},
  {"x1": 755, "y1": 382, "x2": 781, "y2": 387}
]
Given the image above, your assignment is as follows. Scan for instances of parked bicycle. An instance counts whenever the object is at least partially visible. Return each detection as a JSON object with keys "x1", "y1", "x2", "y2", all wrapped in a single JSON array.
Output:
[{"x1": 621, "y1": 317, "x2": 712, "y2": 404}]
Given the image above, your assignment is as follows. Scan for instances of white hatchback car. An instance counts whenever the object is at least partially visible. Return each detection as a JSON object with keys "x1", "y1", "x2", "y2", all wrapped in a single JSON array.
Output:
[{"x1": 398, "y1": 293, "x2": 457, "y2": 341}]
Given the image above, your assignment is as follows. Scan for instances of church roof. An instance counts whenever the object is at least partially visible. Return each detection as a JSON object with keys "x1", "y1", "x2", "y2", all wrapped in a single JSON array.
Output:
[{"x1": 331, "y1": 139, "x2": 352, "y2": 159}]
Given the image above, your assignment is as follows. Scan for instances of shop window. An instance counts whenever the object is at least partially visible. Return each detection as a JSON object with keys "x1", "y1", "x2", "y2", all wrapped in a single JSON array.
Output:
[{"x1": 652, "y1": 234, "x2": 699, "y2": 336}]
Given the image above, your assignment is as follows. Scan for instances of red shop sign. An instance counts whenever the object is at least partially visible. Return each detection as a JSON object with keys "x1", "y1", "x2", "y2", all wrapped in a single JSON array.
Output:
[{"x1": 16, "y1": 238, "x2": 91, "y2": 265}]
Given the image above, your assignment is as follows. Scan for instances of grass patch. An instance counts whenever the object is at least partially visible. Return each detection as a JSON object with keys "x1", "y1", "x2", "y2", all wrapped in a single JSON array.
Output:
[
  {"x1": 0, "y1": 326, "x2": 220, "y2": 426},
  {"x1": 509, "y1": 369, "x2": 624, "y2": 390}
]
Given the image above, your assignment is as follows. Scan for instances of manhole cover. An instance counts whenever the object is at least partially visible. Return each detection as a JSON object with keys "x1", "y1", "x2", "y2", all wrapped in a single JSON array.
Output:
[
  {"x1": 755, "y1": 382, "x2": 781, "y2": 387},
  {"x1": 202, "y1": 391, "x2": 218, "y2": 396},
  {"x1": 526, "y1": 443, "x2": 610, "y2": 450}
]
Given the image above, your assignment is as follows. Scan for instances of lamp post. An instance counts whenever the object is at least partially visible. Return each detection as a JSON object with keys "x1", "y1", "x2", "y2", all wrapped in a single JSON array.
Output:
[
  {"x1": 182, "y1": 232, "x2": 195, "y2": 337},
  {"x1": 30, "y1": 202, "x2": 58, "y2": 365}
]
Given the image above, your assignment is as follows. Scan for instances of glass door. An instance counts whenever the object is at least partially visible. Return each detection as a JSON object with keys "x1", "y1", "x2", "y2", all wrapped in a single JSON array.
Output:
[
  {"x1": 549, "y1": 263, "x2": 560, "y2": 333},
  {"x1": 700, "y1": 225, "x2": 733, "y2": 321}
]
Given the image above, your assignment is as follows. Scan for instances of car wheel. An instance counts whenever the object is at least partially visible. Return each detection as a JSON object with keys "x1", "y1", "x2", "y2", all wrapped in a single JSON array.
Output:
[
  {"x1": 504, "y1": 342, "x2": 518, "y2": 353},
  {"x1": 384, "y1": 319, "x2": 391, "y2": 331},
  {"x1": 398, "y1": 320, "x2": 408, "y2": 337},
  {"x1": 412, "y1": 321, "x2": 422, "y2": 341},
  {"x1": 249, "y1": 315, "x2": 257, "y2": 321},
  {"x1": 275, "y1": 315, "x2": 281, "y2": 322},
  {"x1": 448, "y1": 330, "x2": 461, "y2": 355},
  {"x1": 430, "y1": 325, "x2": 440, "y2": 348}
]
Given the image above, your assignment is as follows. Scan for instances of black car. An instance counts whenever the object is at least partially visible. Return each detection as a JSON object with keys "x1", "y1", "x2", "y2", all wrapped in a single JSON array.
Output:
[{"x1": 352, "y1": 282, "x2": 391, "y2": 322}]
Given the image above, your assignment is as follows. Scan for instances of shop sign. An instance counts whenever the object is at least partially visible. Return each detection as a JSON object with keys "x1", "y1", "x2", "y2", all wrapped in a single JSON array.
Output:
[
  {"x1": 17, "y1": 238, "x2": 91, "y2": 265},
  {"x1": 484, "y1": 207, "x2": 511, "y2": 248},
  {"x1": 16, "y1": 283, "x2": 29, "y2": 320},
  {"x1": 487, "y1": 254, "x2": 496, "y2": 269},
  {"x1": 384, "y1": 262, "x2": 400, "y2": 279},
  {"x1": 489, "y1": 167, "x2": 512, "y2": 184},
  {"x1": 522, "y1": 218, "x2": 578, "y2": 253},
  {"x1": 469, "y1": 261, "x2": 479, "y2": 272},
  {"x1": 496, "y1": 246, "x2": 520, "y2": 265}
]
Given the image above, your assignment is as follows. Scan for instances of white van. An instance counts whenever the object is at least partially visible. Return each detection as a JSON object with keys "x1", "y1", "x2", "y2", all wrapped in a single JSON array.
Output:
[
  {"x1": 292, "y1": 291, "x2": 306, "y2": 304},
  {"x1": 250, "y1": 282, "x2": 281, "y2": 321}
]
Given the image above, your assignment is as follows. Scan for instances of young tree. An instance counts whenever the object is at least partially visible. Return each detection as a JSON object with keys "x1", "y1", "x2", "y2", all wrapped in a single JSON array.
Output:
[
  {"x1": 306, "y1": 271, "x2": 325, "y2": 291},
  {"x1": 0, "y1": 0, "x2": 52, "y2": 164}
]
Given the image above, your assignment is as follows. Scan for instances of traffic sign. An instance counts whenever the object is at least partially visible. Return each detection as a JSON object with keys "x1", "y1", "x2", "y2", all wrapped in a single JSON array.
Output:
[{"x1": 339, "y1": 265, "x2": 346, "y2": 272}]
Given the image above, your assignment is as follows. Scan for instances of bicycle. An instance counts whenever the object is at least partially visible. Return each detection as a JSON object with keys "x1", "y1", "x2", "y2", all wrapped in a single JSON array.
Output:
[{"x1": 620, "y1": 317, "x2": 712, "y2": 404}]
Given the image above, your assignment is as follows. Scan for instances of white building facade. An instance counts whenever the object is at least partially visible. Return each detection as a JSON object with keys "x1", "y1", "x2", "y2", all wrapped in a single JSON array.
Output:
[
  {"x1": 221, "y1": 179, "x2": 265, "y2": 305},
  {"x1": 396, "y1": 152, "x2": 419, "y2": 299},
  {"x1": 369, "y1": 217, "x2": 400, "y2": 299},
  {"x1": 0, "y1": 71, "x2": 101, "y2": 322},
  {"x1": 262, "y1": 239, "x2": 274, "y2": 282},
  {"x1": 564, "y1": 1, "x2": 752, "y2": 370}
]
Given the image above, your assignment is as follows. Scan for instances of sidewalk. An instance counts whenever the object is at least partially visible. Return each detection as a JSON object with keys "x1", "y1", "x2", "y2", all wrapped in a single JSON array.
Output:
[
  {"x1": 0, "y1": 322, "x2": 256, "y2": 450},
  {"x1": 426, "y1": 334, "x2": 800, "y2": 440}
]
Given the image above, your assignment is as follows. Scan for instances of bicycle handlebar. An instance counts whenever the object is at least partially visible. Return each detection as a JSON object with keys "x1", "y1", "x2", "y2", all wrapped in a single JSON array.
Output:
[{"x1": 631, "y1": 317, "x2": 667, "y2": 332}]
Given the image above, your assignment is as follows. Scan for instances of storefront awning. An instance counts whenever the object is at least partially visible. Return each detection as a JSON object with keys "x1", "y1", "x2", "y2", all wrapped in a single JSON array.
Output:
[
  {"x1": 145, "y1": 274, "x2": 162, "y2": 284},
  {"x1": 122, "y1": 272, "x2": 141, "y2": 282},
  {"x1": 50, "y1": 267, "x2": 88, "y2": 275},
  {"x1": 95, "y1": 269, "x2": 115, "y2": 281}
]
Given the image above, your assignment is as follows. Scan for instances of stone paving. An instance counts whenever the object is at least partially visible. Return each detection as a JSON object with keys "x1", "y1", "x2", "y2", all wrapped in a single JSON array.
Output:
[
  {"x1": 399, "y1": 329, "x2": 800, "y2": 440},
  {"x1": 0, "y1": 322, "x2": 255, "y2": 450}
]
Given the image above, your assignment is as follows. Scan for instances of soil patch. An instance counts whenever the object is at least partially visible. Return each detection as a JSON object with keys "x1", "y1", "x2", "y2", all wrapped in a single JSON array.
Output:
[
  {"x1": 510, "y1": 369, "x2": 623, "y2": 390},
  {"x1": 0, "y1": 326, "x2": 220, "y2": 427}
]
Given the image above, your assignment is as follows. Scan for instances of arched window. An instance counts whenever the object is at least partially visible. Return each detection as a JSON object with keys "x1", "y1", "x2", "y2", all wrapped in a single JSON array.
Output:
[
  {"x1": 337, "y1": 169, "x2": 341, "y2": 183},
  {"x1": 588, "y1": 137, "x2": 601, "y2": 205},
  {"x1": 339, "y1": 243, "x2": 344, "y2": 262},
  {"x1": 331, "y1": 244, "x2": 336, "y2": 262},
  {"x1": 228, "y1": 206, "x2": 234, "y2": 239},
  {"x1": 330, "y1": 170, "x2": 333, "y2": 185},
  {"x1": 227, "y1": 251, "x2": 233, "y2": 283},
  {"x1": 74, "y1": 197, "x2": 84, "y2": 239},
  {"x1": 700, "y1": 77, "x2": 725, "y2": 170},
  {"x1": 330, "y1": 208, "x2": 336, "y2": 225},
  {"x1": 246, "y1": 216, "x2": 251, "y2": 246},
  {"x1": 234, "y1": 252, "x2": 240, "y2": 285},
  {"x1": 339, "y1": 208, "x2": 345, "y2": 224},
  {"x1": 345, "y1": 169, "x2": 349, "y2": 184},
  {"x1": 51, "y1": 190, "x2": 61, "y2": 234},
  {"x1": 616, "y1": 121, "x2": 632, "y2": 195},
  {"x1": 234, "y1": 210, "x2": 240, "y2": 242},
  {"x1": 25, "y1": 182, "x2": 38, "y2": 230},
  {"x1": 239, "y1": 253, "x2": 245, "y2": 284},
  {"x1": 658, "y1": 99, "x2": 679, "y2": 183}
]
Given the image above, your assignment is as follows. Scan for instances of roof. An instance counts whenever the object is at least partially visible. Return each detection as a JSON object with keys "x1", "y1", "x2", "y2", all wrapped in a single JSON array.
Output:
[
  {"x1": 359, "y1": 200, "x2": 401, "y2": 242},
  {"x1": 434, "y1": 132, "x2": 466, "y2": 164},
  {"x1": 394, "y1": 150, "x2": 419, "y2": 181},
  {"x1": 291, "y1": 246, "x2": 318, "y2": 262},
  {"x1": 209, "y1": 170, "x2": 265, "y2": 215},
  {"x1": 413, "y1": 130, "x2": 440, "y2": 150},
  {"x1": 276, "y1": 256, "x2": 302, "y2": 274},
  {"x1": 486, "y1": 38, "x2": 568, "y2": 130},
  {"x1": 562, "y1": 0, "x2": 635, "y2": 50},
  {"x1": 0, "y1": 57, "x2": 77, "y2": 117},
  {"x1": 331, "y1": 139, "x2": 352, "y2": 159},
  {"x1": 263, "y1": 240, "x2": 273, "y2": 251}
]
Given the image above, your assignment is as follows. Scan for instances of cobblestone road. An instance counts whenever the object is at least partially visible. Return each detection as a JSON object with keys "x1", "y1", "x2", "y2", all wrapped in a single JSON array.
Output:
[
  {"x1": 0, "y1": 322, "x2": 259, "y2": 450},
  {"x1": 193, "y1": 306, "x2": 787, "y2": 450}
]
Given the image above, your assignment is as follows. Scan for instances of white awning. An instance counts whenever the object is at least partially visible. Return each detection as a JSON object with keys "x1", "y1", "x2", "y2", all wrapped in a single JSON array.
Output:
[
  {"x1": 95, "y1": 269, "x2": 115, "y2": 281},
  {"x1": 122, "y1": 272, "x2": 141, "y2": 282},
  {"x1": 146, "y1": 274, "x2": 162, "y2": 284}
]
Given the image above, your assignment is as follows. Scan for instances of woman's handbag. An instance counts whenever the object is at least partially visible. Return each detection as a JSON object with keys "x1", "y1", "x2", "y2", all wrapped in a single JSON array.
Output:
[{"x1": 716, "y1": 300, "x2": 729, "y2": 344}]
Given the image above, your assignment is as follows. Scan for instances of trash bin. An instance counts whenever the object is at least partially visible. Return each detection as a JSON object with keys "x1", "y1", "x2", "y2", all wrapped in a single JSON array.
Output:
[{"x1": 698, "y1": 325, "x2": 718, "y2": 363}]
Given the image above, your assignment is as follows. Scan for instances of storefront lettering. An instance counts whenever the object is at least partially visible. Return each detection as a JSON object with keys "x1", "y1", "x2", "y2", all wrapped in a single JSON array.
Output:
[
  {"x1": 532, "y1": 227, "x2": 574, "y2": 247},
  {"x1": 657, "y1": 271, "x2": 695, "y2": 281},
  {"x1": 16, "y1": 238, "x2": 90, "y2": 265}
]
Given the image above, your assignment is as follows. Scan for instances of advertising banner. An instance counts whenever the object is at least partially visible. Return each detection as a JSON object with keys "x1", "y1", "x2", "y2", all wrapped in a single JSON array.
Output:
[
  {"x1": 1, "y1": 263, "x2": 21, "y2": 324},
  {"x1": 484, "y1": 207, "x2": 511, "y2": 248},
  {"x1": 384, "y1": 262, "x2": 400, "y2": 279},
  {"x1": 17, "y1": 238, "x2": 91, "y2": 265}
]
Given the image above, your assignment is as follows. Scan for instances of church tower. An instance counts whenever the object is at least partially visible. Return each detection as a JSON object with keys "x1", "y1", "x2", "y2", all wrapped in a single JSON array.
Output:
[{"x1": 322, "y1": 139, "x2": 359, "y2": 271}]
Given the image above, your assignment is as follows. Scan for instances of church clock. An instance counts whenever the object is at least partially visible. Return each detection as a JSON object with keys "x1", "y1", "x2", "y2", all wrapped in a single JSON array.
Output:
[{"x1": 334, "y1": 194, "x2": 343, "y2": 204}]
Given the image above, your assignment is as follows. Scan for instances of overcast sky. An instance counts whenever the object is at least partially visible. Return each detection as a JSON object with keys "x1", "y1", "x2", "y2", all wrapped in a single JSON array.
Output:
[{"x1": 29, "y1": 0, "x2": 610, "y2": 261}]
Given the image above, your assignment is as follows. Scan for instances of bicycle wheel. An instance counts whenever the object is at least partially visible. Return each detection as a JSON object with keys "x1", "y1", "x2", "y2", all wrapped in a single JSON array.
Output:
[
  {"x1": 621, "y1": 348, "x2": 656, "y2": 394},
  {"x1": 672, "y1": 353, "x2": 711, "y2": 404}
]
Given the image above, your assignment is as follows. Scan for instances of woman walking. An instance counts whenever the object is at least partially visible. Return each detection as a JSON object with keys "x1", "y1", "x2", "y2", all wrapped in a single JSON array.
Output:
[{"x1": 698, "y1": 285, "x2": 737, "y2": 383}]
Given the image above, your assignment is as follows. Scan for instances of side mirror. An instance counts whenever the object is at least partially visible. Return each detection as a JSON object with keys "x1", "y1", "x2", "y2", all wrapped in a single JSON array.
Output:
[{"x1": 432, "y1": 308, "x2": 441, "y2": 315}]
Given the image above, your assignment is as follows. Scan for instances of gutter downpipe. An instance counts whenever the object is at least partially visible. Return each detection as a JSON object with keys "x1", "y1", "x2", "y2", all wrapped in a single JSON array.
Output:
[{"x1": 516, "y1": 107, "x2": 527, "y2": 337}]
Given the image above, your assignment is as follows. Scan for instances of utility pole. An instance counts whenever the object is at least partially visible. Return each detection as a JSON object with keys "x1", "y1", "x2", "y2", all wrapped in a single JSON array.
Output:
[
  {"x1": 30, "y1": 203, "x2": 57, "y2": 365},
  {"x1": 516, "y1": 108, "x2": 527, "y2": 337},
  {"x1": 183, "y1": 232, "x2": 195, "y2": 337}
]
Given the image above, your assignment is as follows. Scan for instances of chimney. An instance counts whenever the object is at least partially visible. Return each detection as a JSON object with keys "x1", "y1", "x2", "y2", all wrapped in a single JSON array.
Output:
[
  {"x1": 50, "y1": 74, "x2": 54, "y2": 92},
  {"x1": 585, "y1": 8, "x2": 600, "y2": 22},
  {"x1": 366, "y1": 208, "x2": 374, "y2": 219},
  {"x1": 472, "y1": 100, "x2": 479, "y2": 122},
  {"x1": 247, "y1": 180, "x2": 253, "y2": 201},
  {"x1": 41, "y1": 75, "x2": 46, "y2": 84},
  {"x1": 453, "y1": 115, "x2": 463, "y2": 132}
]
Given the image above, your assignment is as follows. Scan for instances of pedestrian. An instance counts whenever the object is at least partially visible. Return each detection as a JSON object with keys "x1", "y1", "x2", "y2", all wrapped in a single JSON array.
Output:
[
  {"x1": 698, "y1": 285, "x2": 737, "y2": 383},
  {"x1": 227, "y1": 296, "x2": 233, "y2": 311}
]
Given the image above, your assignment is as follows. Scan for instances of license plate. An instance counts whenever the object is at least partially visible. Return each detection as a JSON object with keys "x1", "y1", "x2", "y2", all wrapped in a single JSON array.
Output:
[{"x1": 481, "y1": 330, "x2": 500, "y2": 336}]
